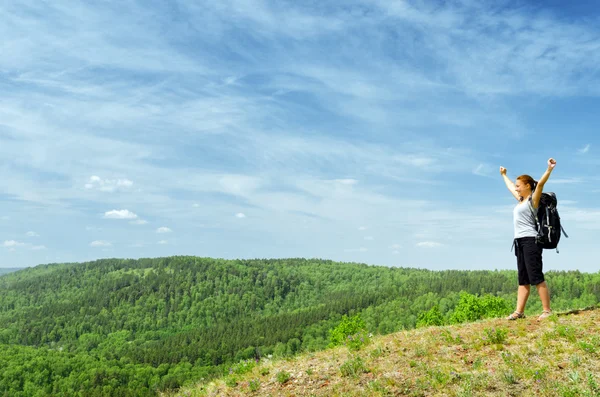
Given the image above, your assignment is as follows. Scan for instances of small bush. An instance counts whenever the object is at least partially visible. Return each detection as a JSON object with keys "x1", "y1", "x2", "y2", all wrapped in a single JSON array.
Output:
[
  {"x1": 587, "y1": 372, "x2": 600, "y2": 395},
  {"x1": 231, "y1": 359, "x2": 256, "y2": 375},
  {"x1": 555, "y1": 325, "x2": 577, "y2": 343},
  {"x1": 225, "y1": 376, "x2": 238, "y2": 387},
  {"x1": 370, "y1": 346, "x2": 383, "y2": 358},
  {"x1": 276, "y1": 370, "x2": 290, "y2": 384},
  {"x1": 532, "y1": 367, "x2": 547, "y2": 382},
  {"x1": 416, "y1": 305, "x2": 445, "y2": 328},
  {"x1": 329, "y1": 314, "x2": 371, "y2": 350},
  {"x1": 248, "y1": 379, "x2": 260, "y2": 392},
  {"x1": 579, "y1": 341, "x2": 598, "y2": 355},
  {"x1": 440, "y1": 329, "x2": 462, "y2": 344},
  {"x1": 502, "y1": 370, "x2": 517, "y2": 385},
  {"x1": 449, "y1": 292, "x2": 511, "y2": 324},
  {"x1": 340, "y1": 356, "x2": 369, "y2": 378},
  {"x1": 479, "y1": 294, "x2": 512, "y2": 319},
  {"x1": 482, "y1": 327, "x2": 508, "y2": 345}
]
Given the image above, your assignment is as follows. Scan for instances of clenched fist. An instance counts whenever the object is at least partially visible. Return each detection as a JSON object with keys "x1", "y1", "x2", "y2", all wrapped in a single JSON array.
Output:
[{"x1": 499, "y1": 167, "x2": 507, "y2": 175}]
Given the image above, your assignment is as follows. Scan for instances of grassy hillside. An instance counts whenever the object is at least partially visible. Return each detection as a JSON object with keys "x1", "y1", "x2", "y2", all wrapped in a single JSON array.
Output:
[{"x1": 168, "y1": 307, "x2": 600, "y2": 397}]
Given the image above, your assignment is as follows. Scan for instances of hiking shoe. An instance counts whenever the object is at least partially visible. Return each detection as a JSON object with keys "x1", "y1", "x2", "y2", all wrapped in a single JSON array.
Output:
[
  {"x1": 506, "y1": 311, "x2": 525, "y2": 320},
  {"x1": 538, "y1": 310, "x2": 553, "y2": 321}
]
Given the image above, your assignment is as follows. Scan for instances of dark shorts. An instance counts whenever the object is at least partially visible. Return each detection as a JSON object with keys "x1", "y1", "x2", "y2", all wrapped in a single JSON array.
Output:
[{"x1": 513, "y1": 237, "x2": 545, "y2": 285}]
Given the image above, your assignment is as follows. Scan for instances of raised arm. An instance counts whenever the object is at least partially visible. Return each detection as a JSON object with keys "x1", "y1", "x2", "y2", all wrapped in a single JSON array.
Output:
[
  {"x1": 531, "y1": 158, "x2": 556, "y2": 208},
  {"x1": 500, "y1": 167, "x2": 520, "y2": 201}
]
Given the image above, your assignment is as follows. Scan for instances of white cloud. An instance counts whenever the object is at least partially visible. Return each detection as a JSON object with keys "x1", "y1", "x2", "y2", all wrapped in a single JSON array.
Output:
[
  {"x1": 224, "y1": 76, "x2": 238, "y2": 85},
  {"x1": 156, "y1": 227, "x2": 172, "y2": 233},
  {"x1": 158, "y1": 240, "x2": 168, "y2": 245},
  {"x1": 472, "y1": 163, "x2": 491, "y2": 177},
  {"x1": 30, "y1": 245, "x2": 46, "y2": 250},
  {"x1": 394, "y1": 155, "x2": 436, "y2": 168},
  {"x1": 549, "y1": 178, "x2": 583, "y2": 184},
  {"x1": 26, "y1": 231, "x2": 39, "y2": 237},
  {"x1": 3, "y1": 240, "x2": 25, "y2": 248},
  {"x1": 219, "y1": 175, "x2": 262, "y2": 197},
  {"x1": 417, "y1": 241, "x2": 443, "y2": 248},
  {"x1": 335, "y1": 179, "x2": 358, "y2": 185},
  {"x1": 85, "y1": 176, "x2": 133, "y2": 192},
  {"x1": 103, "y1": 210, "x2": 138, "y2": 219},
  {"x1": 236, "y1": 213, "x2": 247, "y2": 218},
  {"x1": 579, "y1": 144, "x2": 590, "y2": 154},
  {"x1": 90, "y1": 240, "x2": 112, "y2": 247},
  {"x1": 344, "y1": 247, "x2": 368, "y2": 252},
  {"x1": 560, "y1": 208, "x2": 600, "y2": 225},
  {"x1": 358, "y1": 226, "x2": 367, "y2": 231},
  {"x1": 130, "y1": 219, "x2": 148, "y2": 225}
]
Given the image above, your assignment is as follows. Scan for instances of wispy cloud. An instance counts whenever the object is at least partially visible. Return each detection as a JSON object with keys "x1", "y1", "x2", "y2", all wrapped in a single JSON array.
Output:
[
  {"x1": 472, "y1": 163, "x2": 493, "y2": 177},
  {"x1": 26, "y1": 231, "x2": 39, "y2": 237},
  {"x1": 3, "y1": 240, "x2": 46, "y2": 251},
  {"x1": 549, "y1": 178, "x2": 584, "y2": 185},
  {"x1": 90, "y1": 240, "x2": 112, "y2": 247},
  {"x1": 417, "y1": 241, "x2": 443, "y2": 248},
  {"x1": 219, "y1": 175, "x2": 263, "y2": 197},
  {"x1": 156, "y1": 227, "x2": 172, "y2": 234},
  {"x1": 344, "y1": 247, "x2": 368, "y2": 253},
  {"x1": 1, "y1": 0, "x2": 599, "y2": 271},
  {"x1": 85, "y1": 176, "x2": 133, "y2": 192},
  {"x1": 103, "y1": 210, "x2": 138, "y2": 220},
  {"x1": 3, "y1": 240, "x2": 25, "y2": 248}
]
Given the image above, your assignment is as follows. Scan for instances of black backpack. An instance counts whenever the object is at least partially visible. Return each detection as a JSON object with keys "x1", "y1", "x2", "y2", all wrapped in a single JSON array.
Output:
[{"x1": 528, "y1": 192, "x2": 569, "y2": 252}]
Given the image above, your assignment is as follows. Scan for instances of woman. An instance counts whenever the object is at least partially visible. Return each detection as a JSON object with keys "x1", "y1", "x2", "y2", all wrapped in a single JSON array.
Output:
[{"x1": 499, "y1": 158, "x2": 557, "y2": 321}]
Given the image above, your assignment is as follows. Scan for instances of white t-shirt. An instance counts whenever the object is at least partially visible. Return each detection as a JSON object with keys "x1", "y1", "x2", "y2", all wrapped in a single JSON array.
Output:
[{"x1": 513, "y1": 200, "x2": 538, "y2": 239}]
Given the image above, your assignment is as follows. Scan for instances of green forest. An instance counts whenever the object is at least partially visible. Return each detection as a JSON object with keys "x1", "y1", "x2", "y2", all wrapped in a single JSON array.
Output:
[{"x1": 1, "y1": 256, "x2": 599, "y2": 396}]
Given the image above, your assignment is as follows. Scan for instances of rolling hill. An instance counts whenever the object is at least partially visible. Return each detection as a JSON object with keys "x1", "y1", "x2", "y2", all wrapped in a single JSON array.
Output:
[{"x1": 1, "y1": 256, "x2": 599, "y2": 396}]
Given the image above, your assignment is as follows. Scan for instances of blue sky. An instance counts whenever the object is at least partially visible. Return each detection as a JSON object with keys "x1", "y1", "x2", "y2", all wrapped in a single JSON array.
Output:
[{"x1": 1, "y1": 0, "x2": 599, "y2": 272}]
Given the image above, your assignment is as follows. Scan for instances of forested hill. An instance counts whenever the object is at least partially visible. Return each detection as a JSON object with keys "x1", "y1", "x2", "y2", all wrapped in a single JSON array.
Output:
[{"x1": 1, "y1": 256, "x2": 599, "y2": 396}]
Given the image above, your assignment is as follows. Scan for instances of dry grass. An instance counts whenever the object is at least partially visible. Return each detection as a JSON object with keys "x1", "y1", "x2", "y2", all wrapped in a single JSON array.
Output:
[{"x1": 163, "y1": 307, "x2": 600, "y2": 397}]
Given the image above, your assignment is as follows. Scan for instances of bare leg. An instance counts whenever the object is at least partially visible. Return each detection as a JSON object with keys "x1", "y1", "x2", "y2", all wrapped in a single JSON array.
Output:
[
  {"x1": 536, "y1": 281, "x2": 551, "y2": 312},
  {"x1": 516, "y1": 285, "x2": 531, "y2": 313}
]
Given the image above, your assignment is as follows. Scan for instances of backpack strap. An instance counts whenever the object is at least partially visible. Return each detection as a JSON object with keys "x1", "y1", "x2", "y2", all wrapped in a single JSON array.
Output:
[{"x1": 527, "y1": 196, "x2": 540, "y2": 232}]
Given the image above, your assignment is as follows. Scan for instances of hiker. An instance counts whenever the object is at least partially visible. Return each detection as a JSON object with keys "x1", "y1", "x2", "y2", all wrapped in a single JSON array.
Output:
[{"x1": 499, "y1": 158, "x2": 557, "y2": 321}]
